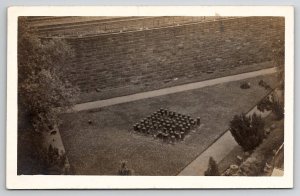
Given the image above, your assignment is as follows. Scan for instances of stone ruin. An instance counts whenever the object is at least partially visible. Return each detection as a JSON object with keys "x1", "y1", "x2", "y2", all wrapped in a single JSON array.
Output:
[{"x1": 133, "y1": 108, "x2": 201, "y2": 143}]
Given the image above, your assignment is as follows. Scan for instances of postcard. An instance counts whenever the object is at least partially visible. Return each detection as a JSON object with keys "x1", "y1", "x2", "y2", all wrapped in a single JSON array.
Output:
[{"x1": 6, "y1": 6, "x2": 294, "y2": 189}]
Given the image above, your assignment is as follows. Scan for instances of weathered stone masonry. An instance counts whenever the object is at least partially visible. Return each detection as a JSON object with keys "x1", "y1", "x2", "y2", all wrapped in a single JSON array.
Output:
[{"x1": 63, "y1": 17, "x2": 284, "y2": 97}]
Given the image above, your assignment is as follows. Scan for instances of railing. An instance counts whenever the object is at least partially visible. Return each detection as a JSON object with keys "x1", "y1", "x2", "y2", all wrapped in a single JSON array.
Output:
[{"x1": 28, "y1": 16, "x2": 239, "y2": 38}]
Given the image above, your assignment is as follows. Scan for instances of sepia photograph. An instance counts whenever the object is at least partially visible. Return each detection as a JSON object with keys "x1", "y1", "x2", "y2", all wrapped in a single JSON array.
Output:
[{"x1": 6, "y1": 6, "x2": 294, "y2": 189}]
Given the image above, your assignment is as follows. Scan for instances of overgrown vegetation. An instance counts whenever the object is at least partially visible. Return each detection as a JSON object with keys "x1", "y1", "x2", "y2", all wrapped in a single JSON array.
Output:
[
  {"x1": 257, "y1": 94, "x2": 284, "y2": 120},
  {"x1": 271, "y1": 38, "x2": 284, "y2": 90},
  {"x1": 118, "y1": 161, "x2": 133, "y2": 175},
  {"x1": 18, "y1": 17, "x2": 78, "y2": 132},
  {"x1": 204, "y1": 157, "x2": 220, "y2": 176},
  {"x1": 258, "y1": 79, "x2": 272, "y2": 90},
  {"x1": 18, "y1": 17, "x2": 77, "y2": 174},
  {"x1": 229, "y1": 113, "x2": 265, "y2": 151},
  {"x1": 240, "y1": 82, "x2": 251, "y2": 89},
  {"x1": 17, "y1": 129, "x2": 68, "y2": 175},
  {"x1": 237, "y1": 119, "x2": 284, "y2": 176}
]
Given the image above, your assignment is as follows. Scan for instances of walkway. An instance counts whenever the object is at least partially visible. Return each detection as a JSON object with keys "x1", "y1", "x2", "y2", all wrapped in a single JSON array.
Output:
[
  {"x1": 178, "y1": 131, "x2": 237, "y2": 175},
  {"x1": 73, "y1": 67, "x2": 277, "y2": 112}
]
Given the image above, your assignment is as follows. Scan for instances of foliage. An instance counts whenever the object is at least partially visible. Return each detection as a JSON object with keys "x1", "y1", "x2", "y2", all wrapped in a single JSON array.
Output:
[
  {"x1": 240, "y1": 82, "x2": 250, "y2": 89},
  {"x1": 271, "y1": 37, "x2": 284, "y2": 90},
  {"x1": 18, "y1": 17, "x2": 78, "y2": 132},
  {"x1": 43, "y1": 145, "x2": 67, "y2": 175},
  {"x1": 118, "y1": 161, "x2": 132, "y2": 175},
  {"x1": 237, "y1": 120, "x2": 284, "y2": 176},
  {"x1": 257, "y1": 96, "x2": 273, "y2": 112},
  {"x1": 204, "y1": 157, "x2": 220, "y2": 176},
  {"x1": 258, "y1": 79, "x2": 271, "y2": 90},
  {"x1": 17, "y1": 129, "x2": 67, "y2": 175},
  {"x1": 272, "y1": 98, "x2": 284, "y2": 120},
  {"x1": 257, "y1": 94, "x2": 284, "y2": 120},
  {"x1": 229, "y1": 113, "x2": 265, "y2": 151}
]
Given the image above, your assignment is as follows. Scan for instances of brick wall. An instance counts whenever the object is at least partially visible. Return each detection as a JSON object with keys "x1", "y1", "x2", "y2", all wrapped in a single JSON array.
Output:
[{"x1": 63, "y1": 17, "x2": 284, "y2": 99}]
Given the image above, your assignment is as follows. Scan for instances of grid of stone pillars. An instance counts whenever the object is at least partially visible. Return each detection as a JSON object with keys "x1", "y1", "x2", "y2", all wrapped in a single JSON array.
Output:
[{"x1": 133, "y1": 108, "x2": 201, "y2": 143}]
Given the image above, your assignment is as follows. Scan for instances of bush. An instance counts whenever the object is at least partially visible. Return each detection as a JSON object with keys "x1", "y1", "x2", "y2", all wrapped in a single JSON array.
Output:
[
  {"x1": 204, "y1": 157, "x2": 220, "y2": 176},
  {"x1": 272, "y1": 99, "x2": 284, "y2": 120},
  {"x1": 240, "y1": 82, "x2": 251, "y2": 89},
  {"x1": 258, "y1": 80, "x2": 272, "y2": 90},
  {"x1": 271, "y1": 38, "x2": 284, "y2": 90},
  {"x1": 229, "y1": 113, "x2": 265, "y2": 151},
  {"x1": 118, "y1": 161, "x2": 132, "y2": 175},
  {"x1": 257, "y1": 94, "x2": 284, "y2": 120},
  {"x1": 35, "y1": 144, "x2": 67, "y2": 175}
]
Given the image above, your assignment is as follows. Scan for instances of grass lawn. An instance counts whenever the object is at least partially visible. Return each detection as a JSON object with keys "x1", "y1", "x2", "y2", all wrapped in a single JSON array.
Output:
[{"x1": 60, "y1": 73, "x2": 279, "y2": 175}]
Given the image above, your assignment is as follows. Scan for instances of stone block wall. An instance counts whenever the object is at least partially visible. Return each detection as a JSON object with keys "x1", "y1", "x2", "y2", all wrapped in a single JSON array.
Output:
[{"x1": 63, "y1": 17, "x2": 284, "y2": 98}]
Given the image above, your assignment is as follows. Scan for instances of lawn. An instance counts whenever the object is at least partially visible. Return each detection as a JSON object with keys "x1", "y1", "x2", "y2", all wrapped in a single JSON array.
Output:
[{"x1": 59, "y1": 73, "x2": 279, "y2": 175}]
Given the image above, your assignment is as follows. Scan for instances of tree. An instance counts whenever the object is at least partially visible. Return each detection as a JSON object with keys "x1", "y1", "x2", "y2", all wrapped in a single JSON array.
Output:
[
  {"x1": 17, "y1": 17, "x2": 78, "y2": 174},
  {"x1": 204, "y1": 157, "x2": 220, "y2": 176},
  {"x1": 18, "y1": 17, "x2": 78, "y2": 132},
  {"x1": 229, "y1": 113, "x2": 265, "y2": 151}
]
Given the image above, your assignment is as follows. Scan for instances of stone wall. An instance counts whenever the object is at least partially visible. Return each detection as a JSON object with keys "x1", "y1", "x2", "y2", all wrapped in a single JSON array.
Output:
[{"x1": 63, "y1": 17, "x2": 284, "y2": 100}]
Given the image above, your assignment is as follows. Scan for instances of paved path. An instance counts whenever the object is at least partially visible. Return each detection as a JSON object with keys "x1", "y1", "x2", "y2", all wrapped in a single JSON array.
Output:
[
  {"x1": 178, "y1": 131, "x2": 237, "y2": 176},
  {"x1": 178, "y1": 105, "x2": 271, "y2": 176},
  {"x1": 73, "y1": 67, "x2": 277, "y2": 112}
]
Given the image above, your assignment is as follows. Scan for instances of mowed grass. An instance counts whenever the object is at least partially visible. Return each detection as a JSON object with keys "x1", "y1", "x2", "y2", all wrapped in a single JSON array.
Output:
[{"x1": 60, "y1": 74, "x2": 278, "y2": 175}]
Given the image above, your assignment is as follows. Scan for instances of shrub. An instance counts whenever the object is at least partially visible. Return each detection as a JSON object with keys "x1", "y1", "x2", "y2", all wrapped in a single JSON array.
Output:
[
  {"x1": 118, "y1": 161, "x2": 132, "y2": 175},
  {"x1": 272, "y1": 99, "x2": 284, "y2": 120},
  {"x1": 240, "y1": 82, "x2": 251, "y2": 89},
  {"x1": 204, "y1": 157, "x2": 220, "y2": 176},
  {"x1": 36, "y1": 144, "x2": 67, "y2": 175},
  {"x1": 258, "y1": 80, "x2": 272, "y2": 90},
  {"x1": 257, "y1": 94, "x2": 284, "y2": 120},
  {"x1": 271, "y1": 38, "x2": 284, "y2": 90},
  {"x1": 229, "y1": 113, "x2": 265, "y2": 151}
]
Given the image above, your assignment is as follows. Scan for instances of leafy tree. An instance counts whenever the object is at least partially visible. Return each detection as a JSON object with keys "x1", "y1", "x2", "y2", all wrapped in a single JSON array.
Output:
[
  {"x1": 204, "y1": 157, "x2": 220, "y2": 176},
  {"x1": 18, "y1": 17, "x2": 78, "y2": 132},
  {"x1": 229, "y1": 113, "x2": 265, "y2": 151},
  {"x1": 17, "y1": 17, "x2": 77, "y2": 174}
]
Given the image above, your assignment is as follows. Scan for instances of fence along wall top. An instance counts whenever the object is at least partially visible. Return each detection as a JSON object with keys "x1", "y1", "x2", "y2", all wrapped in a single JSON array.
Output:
[{"x1": 35, "y1": 16, "x2": 242, "y2": 39}]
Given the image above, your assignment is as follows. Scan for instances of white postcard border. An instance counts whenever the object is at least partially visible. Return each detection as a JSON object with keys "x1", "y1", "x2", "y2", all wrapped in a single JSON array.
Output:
[{"x1": 6, "y1": 6, "x2": 294, "y2": 189}]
